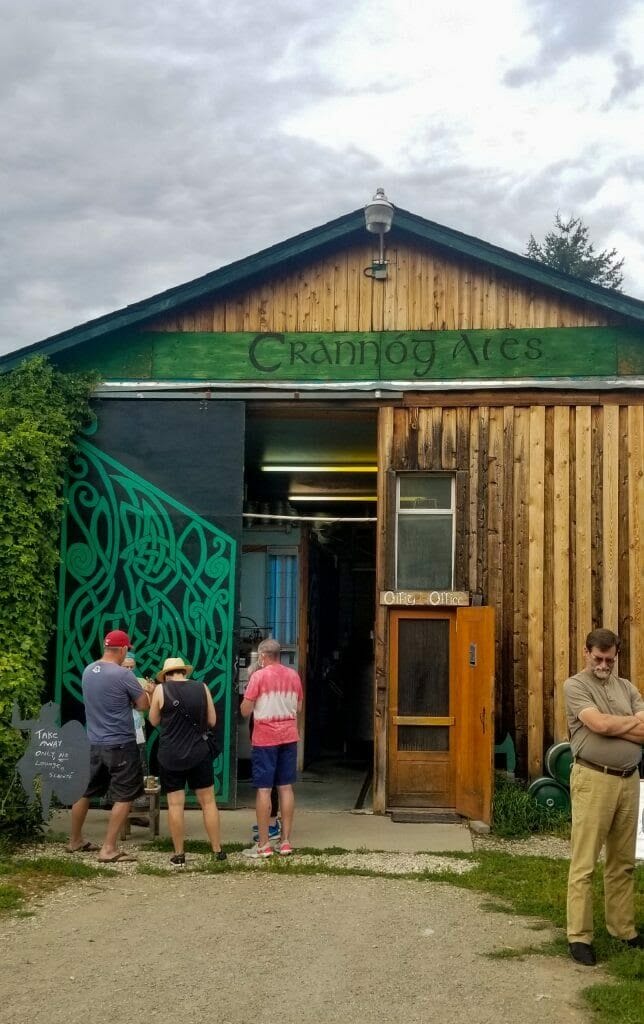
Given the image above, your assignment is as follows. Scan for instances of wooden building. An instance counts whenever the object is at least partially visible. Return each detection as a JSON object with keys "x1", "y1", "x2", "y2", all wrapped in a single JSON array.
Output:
[{"x1": 3, "y1": 203, "x2": 642, "y2": 823}]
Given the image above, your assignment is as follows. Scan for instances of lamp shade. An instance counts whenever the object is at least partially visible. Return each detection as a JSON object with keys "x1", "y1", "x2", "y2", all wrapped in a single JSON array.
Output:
[
  {"x1": 364, "y1": 187, "x2": 394, "y2": 234},
  {"x1": 364, "y1": 187, "x2": 395, "y2": 234}
]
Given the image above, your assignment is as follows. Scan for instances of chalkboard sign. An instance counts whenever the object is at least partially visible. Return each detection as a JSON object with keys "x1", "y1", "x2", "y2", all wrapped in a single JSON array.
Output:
[{"x1": 12, "y1": 701, "x2": 90, "y2": 817}]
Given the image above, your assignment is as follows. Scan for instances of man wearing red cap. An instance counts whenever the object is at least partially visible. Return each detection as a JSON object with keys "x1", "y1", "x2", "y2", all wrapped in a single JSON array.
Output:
[{"x1": 67, "y1": 629, "x2": 152, "y2": 862}]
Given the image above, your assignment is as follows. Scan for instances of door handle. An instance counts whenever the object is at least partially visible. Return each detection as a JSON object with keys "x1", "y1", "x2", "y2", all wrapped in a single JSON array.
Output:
[{"x1": 480, "y1": 707, "x2": 486, "y2": 733}]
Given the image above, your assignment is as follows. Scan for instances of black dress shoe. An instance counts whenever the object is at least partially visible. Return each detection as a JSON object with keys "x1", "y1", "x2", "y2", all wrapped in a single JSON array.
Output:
[
  {"x1": 569, "y1": 942, "x2": 597, "y2": 966},
  {"x1": 620, "y1": 934, "x2": 644, "y2": 949}
]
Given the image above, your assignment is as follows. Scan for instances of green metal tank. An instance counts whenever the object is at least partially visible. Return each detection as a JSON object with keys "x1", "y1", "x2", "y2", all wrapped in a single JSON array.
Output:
[
  {"x1": 544, "y1": 742, "x2": 573, "y2": 788},
  {"x1": 527, "y1": 776, "x2": 571, "y2": 811}
]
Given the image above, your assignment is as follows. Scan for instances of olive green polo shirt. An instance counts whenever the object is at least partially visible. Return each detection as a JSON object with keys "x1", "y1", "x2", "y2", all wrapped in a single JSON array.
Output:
[{"x1": 564, "y1": 669, "x2": 644, "y2": 769}]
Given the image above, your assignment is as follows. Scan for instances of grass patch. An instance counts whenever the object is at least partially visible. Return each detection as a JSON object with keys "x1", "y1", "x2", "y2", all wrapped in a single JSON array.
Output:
[
  {"x1": 479, "y1": 899, "x2": 513, "y2": 914},
  {"x1": 424, "y1": 850, "x2": 571, "y2": 923},
  {"x1": 492, "y1": 773, "x2": 571, "y2": 838},
  {"x1": 143, "y1": 837, "x2": 213, "y2": 854},
  {"x1": 0, "y1": 884, "x2": 25, "y2": 913},
  {"x1": 41, "y1": 831, "x2": 68, "y2": 845},
  {"x1": 486, "y1": 945, "x2": 535, "y2": 960},
  {"x1": 142, "y1": 837, "x2": 353, "y2": 857},
  {"x1": 194, "y1": 855, "x2": 428, "y2": 881},
  {"x1": 585, "y1": 981, "x2": 644, "y2": 1024},
  {"x1": 0, "y1": 856, "x2": 108, "y2": 918},
  {"x1": 417, "y1": 851, "x2": 643, "y2": 1024},
  {"x1": 486, "y1": 937, "x2": 566, "y2": 961},
  {"x1": 9, "y1": 857, "x2": 107, "y2": 879},
  {"x1": 137, "y1": 863, "x2": 172, "y2": 877},
  {"x1": 487, "y1": 937, "x2": 565, "y2": 961}
]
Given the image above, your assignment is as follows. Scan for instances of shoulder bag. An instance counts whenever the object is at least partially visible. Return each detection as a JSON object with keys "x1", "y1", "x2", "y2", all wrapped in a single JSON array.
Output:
[{"x1": 165, "y1": 683, "x2": 221, "y2": 759}]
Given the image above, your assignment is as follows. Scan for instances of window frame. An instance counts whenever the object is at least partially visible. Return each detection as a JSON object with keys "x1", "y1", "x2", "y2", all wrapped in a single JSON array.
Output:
[
  {"x1": 265, "y1": 546, "x2": 299, "y2": 652},
  {"x1": 394, "y1": 473, "x2": 456, "y2": 590}
]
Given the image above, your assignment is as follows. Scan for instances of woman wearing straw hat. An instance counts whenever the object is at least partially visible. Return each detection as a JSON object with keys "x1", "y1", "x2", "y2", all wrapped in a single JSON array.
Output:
[{"x1": 149, "y1": 657, "x2": 226, "y2": 867}]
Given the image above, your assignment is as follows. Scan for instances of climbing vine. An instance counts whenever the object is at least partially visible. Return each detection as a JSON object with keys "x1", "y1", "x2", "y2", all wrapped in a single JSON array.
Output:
[{"x1": 0, "y1": 356, "x2": 96, "y2": 840}]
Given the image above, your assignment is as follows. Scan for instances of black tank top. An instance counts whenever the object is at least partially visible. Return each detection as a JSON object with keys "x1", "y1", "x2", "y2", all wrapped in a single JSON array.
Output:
[{"x1": 158, "y1": 680, "x2": 209, "y2": 770}]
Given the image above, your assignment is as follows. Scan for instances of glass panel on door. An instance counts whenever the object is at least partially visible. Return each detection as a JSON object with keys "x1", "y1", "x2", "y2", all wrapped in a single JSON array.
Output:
[{"x1": 397, "y1": 618, "x2": 450, "y2": 753}]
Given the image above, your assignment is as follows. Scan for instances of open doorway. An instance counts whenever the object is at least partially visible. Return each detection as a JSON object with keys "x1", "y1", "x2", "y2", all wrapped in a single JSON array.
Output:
[
  {"x1": 238, "y1": 404, "x2": 377, "y2": 810},
  {"x1": 303, "y1": 522, "x2": 374, "y2": 798}
]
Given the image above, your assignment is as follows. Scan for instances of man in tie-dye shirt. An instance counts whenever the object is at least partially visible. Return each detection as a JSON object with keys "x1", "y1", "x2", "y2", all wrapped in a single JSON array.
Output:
[{"x1": 240, "y1": 638, "x2": 303, "y2": 859}]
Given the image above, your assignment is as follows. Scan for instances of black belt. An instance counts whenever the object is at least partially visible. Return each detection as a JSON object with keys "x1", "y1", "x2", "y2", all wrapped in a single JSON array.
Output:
[{"x1": 574, "y1": 756, "x2": 639, "y2": 778}]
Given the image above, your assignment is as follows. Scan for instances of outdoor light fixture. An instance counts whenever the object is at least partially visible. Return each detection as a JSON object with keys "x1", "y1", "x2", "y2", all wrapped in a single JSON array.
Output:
[
  {"x1": 262, "y1": 464, "x2": 377, "y2": 473},
  {"x1": 364, "y1": 186, "x2": 394, "y2": 280},
  {"x1": 288, "y1": 495, "x2": 378, "y2": 503}
]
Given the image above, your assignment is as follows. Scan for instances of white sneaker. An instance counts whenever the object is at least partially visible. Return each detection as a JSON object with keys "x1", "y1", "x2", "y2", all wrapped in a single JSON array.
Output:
[{"x1": 242, "y1": 842, "x2": 273, "y2": 859}]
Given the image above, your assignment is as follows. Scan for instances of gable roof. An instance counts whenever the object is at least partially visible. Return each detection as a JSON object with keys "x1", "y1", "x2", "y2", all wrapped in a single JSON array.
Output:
[{"x1": 2, "y1": 206, "x2": 644, "y2": 371}]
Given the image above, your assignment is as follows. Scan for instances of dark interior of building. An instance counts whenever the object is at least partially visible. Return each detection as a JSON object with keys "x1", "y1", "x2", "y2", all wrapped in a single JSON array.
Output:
[{"x1": 241, "y1": 405, "x2": 377, "y2": 806}]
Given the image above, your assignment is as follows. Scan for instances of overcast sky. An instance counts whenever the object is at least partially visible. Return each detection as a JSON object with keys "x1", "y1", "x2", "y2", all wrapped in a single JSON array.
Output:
[{"x1": 2, "y1": 0, "x2": 643, "y2": 355}]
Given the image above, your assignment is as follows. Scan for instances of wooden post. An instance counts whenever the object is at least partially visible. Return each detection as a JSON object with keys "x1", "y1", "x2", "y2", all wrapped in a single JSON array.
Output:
[
  {"x1": 527, "y1": 406, "x2": 545, "y2": 777},
  {"x1": 501, "y1": 406, "x2": 515, "y2": 739},
  {"x1": 602, "y1": 405, "x2": 620, "y2": 632},
  {"x1": 627, "y1": 406, "x2": 643, "y2": 691},
  {"x1": 374, "y1": 407, "x2": 394, "y2": 813},
  {"x1": 552, "y1": 407, "x2": 570, "y2": 740},
  {"x1": 575, "y1": 407, "x2": 593, "y2": 648},
  {"x1": 487, "y1": 408, "x2": 504, "y2": 733},
  {"x1": 468, "y1": 411, "x2": 479, "y2": 590},
  {"x1": 513, "y1": 408, "x2": 530, "y2": 772},
  {"x1": 297, "y1": 527, "x2": 310, "y2": 772}
]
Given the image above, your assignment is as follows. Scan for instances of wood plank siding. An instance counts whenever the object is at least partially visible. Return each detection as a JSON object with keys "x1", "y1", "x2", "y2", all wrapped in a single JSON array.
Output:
[
  {"x1": 141, "y1": 238, "x2": 641, "y2": 798},
  {"x1": 376, "y1": 399, "x2": 644, "y2": 787},
  {"x1": 146, "y1": 241, "x2": 619, "y2": 334}
]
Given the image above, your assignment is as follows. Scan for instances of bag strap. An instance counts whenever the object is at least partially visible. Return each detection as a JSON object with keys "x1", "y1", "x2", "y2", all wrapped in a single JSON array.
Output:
[{"x1": 164, "y1": 683, "x2": 208, "y2": 738}]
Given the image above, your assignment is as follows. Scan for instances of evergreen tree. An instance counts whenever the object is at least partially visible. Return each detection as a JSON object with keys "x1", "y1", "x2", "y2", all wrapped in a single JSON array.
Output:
[{"x1": 526, "y1": 214, "x2": 624, "y2": 291}]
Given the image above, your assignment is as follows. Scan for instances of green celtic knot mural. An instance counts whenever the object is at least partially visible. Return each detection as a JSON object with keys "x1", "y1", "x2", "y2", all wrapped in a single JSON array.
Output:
[{"x1": 55, "y1": 439, "x2": 237, "y2": 800}]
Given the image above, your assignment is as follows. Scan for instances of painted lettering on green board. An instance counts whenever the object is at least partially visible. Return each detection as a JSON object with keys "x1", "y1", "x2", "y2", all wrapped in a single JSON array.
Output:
[
  {"x1": 57, "y1": 326, "x2": 643, "y2": 382},
  {"x1": 246, "y1": 331, "x2": 547, "y2": 379}
]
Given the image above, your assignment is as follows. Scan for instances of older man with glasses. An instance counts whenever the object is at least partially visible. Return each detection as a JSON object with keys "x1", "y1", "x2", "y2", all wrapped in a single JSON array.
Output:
[{"x1": 564, "y1": 627, "x2": 644, "y2": 965}]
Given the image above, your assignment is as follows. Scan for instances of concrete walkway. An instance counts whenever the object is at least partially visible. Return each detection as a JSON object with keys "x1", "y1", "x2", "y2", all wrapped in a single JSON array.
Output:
[{"x1": 49, "y1": 806, "x2": 474, "y2": 852}]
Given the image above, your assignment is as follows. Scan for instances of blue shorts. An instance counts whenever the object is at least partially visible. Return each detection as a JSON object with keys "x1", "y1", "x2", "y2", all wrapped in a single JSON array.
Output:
[{"x1": 251, "y1": 742, "x2": 297, "y2": 789}]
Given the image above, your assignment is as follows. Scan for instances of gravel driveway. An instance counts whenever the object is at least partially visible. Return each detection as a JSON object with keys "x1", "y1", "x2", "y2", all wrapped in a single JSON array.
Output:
[{"x1": 2, "y1": 867, "x2": 597, "y2": 1024}]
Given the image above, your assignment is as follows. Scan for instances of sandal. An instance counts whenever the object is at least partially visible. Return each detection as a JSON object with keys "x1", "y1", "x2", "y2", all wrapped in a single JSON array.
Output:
[{"x1": 97, "y1": 851, "x2": 138, "y2": 864}]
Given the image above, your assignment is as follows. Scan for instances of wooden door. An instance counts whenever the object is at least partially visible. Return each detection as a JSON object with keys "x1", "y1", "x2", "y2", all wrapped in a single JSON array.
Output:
[
  {"x1": 388, "y1": 610, "x2": 456, "y2": 807},
  {"x1": 454, "y1": 606, "x2": 495, "y2": 823}
]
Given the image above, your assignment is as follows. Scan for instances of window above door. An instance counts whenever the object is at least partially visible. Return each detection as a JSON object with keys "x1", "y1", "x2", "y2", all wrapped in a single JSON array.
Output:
[{"x1": 395, "y1": 474, "x2": 455, "y2": 590}]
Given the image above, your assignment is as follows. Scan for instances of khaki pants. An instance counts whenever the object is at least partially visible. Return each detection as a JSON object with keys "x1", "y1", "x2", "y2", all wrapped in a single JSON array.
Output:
[{"x1": 567, "y1": 762, "x2": 640, "y2": 943}]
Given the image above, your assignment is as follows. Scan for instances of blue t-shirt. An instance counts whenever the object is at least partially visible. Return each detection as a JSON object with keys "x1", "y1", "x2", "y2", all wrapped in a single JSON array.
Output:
[{"x1": 82, "y1": 660, "x2": 144, "y2": 746}]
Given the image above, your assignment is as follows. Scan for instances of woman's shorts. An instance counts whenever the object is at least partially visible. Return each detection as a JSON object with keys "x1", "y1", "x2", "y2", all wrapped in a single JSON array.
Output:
[
  {"x1": 159, "y1": 755, "x2": 214, "y2": 794},
  {"x1": 251, "y1": 741, "x2": 297, "y2": 789}
]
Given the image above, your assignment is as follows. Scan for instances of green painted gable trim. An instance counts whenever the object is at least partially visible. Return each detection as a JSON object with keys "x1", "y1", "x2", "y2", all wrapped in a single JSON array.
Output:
[
  {"x1": 0, "y1": 213, "x2": 364, "y2": 372},
  {"x1": 53, "y1": 327, "x2": 643, "y2": 383},
  {"x1": 2, "y1": 207, "x2": 644, "y2": 374},
  {"x1": 393, "y1": 211, "x2": 644, "y2": 321}
]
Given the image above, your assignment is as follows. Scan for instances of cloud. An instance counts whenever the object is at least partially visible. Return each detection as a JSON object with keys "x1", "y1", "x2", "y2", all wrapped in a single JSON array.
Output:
[
  {"x1": 1, "y1": 1, "x2": 643, "y2": 356},
  {"x1": 0, "y1": 1, "x2": 359, "y2": 351},
  {"x1": 604, "y1": 49, "x2": 644, "y2": 107},
  {"x1": 504, "y1": 0, "x2": 639, "y2": 86}
]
